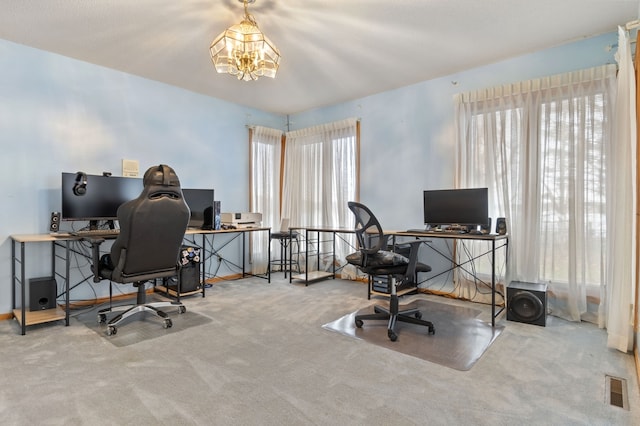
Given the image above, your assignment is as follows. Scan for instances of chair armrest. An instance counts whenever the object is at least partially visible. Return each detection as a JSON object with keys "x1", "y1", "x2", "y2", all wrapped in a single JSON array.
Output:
[{"x1": 398, "y1": 240, "x2": 422, "y2": 286}]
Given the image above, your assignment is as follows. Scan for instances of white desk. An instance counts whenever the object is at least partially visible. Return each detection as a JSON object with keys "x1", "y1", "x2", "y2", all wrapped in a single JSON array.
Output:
[
  {"x1": 390, "y1": 230, "x2": 509, "y2": 327},
  {"x1": 10, "y1": 227, "x2": 271, "y2": 335},
  {"x1": 284, "y1": 227, "x2": 509, "y2": 327},
  {"x1": 288, "y1": 227, "x2": 356, "y2": 285},
  {"x1": 11, "y1": 234, "x2": 72, "y2": 335}
]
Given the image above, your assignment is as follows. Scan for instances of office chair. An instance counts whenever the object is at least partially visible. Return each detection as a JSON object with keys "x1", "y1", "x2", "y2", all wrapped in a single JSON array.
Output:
[
  {"x1": 346, "y1": 201, "x2": 435, "y2": 341},
  {"x1": 269, "y1": 218, "x2": 300, "y2": 277},
  {"x1": 91, "y1": 164, "x2": 190, "y2": 336}
]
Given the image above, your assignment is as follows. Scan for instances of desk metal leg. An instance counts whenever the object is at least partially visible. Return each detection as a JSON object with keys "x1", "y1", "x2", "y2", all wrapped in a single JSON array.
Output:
[
  {"x1": 241, "y1": 231, "x2": 246, "y2": 277},
  {"x1": 267, "y1": 229, "x2": 271, "y2": 283},
  {"x1": 64, "y1": 241, "x2": 70, "y2": 326},
  {"x1": 331, "y1": 232, "x2": 336, "y2": 279},
  {"x1": 15, "y1": 242, "x2": 27, "y2": 335},
  {"x1": 201, "y1": 234, "x2": 206, "y2": 296},
  {"x1": 491, "y1": 239, "x2": 496, "y2": 327}
]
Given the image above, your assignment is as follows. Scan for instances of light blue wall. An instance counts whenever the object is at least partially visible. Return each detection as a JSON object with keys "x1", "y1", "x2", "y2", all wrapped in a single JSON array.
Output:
[
  {"x1": 0, "y1": 30, "x2": 619, "y2": 315},
  {"x1": 0, "y1": 39, "x2": 284, "y2": 313},
  {"x1": 289, "y1": 32, "x2": 619, "y2": 230}
]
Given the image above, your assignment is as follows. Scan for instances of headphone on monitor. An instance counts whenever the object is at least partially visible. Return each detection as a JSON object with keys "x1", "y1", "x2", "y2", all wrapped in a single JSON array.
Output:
[{"x1": 73, "y1": 171, "x2": 87, "y2": 196}]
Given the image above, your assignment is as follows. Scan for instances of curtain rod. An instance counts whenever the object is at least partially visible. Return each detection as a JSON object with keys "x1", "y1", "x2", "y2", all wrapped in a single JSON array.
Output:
[{"x1": 625, "y1": 19, "x2": 640, "y2": 30}]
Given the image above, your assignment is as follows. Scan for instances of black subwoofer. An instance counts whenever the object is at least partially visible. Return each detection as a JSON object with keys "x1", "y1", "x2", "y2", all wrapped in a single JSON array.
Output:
[
  {"x1": 29, "y1": 276, "x2": 58, "y2": 311},
  {"x1": 507, "y1": 281, "x2": 547, "y2": 326}
]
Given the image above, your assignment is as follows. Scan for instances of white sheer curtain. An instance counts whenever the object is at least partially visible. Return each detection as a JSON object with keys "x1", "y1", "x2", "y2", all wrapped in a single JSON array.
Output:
[
  {"x1": 282, "y1": 118, "x2": 358, "y2": 269},
  {"x1": 250, "y1": 126, "x2": 283, "y2": 274},
  {"x1": 454, "y1": 65, "x2": 618, "y2": 326},
  {"x1": 603, "y1": 26, "x2": 637, "y2": 352}
]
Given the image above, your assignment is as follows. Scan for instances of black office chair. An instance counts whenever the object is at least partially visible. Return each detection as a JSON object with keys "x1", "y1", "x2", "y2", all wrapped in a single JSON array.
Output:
[
  {"x1": 346, "y1": 201, "x2": 435, "y2": 341},
  {"x1": 91, "y1": 164, "x2": 190, "y2": 336}
]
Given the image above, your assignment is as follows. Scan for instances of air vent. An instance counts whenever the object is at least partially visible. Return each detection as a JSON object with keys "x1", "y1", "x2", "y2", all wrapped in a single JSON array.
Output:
[{"x1": 605, "y1": 375, "x2": 629, "y2": 410}]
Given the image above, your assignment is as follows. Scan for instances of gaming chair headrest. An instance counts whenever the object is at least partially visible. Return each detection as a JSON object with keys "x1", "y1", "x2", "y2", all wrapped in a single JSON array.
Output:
[{"x1": 143, "y1": 164, "x2": 181, "y2": 188}]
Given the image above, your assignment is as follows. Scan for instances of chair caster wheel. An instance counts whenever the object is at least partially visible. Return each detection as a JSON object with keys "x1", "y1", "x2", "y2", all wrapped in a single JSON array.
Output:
[
  {"x1": 355, "y1": 319, "x2": 363, "y2": 328},
  {"x1": 106, "y1": 326, "x2": 117, "y2": 336},
  {"x1": 97, "y1": 314, "x2": 107, "y2": 324},
  {"x1": 429, "y1": 326, "x2": 435, "y2": 335},
  {"x1": 178, "y1": 306, "x2": 186, "y2": 314},
  {"x1": 388, "y1": 330, "x2": 397, "y2": 342},
  {"x1": 164, "y1": 319, "x2": 173, "y2": 329}
]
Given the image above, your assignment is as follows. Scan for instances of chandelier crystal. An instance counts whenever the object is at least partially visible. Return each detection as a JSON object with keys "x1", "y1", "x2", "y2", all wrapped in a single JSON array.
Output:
[{"x1": 209, "y1": 0, "x2": 281, "y2": 81}]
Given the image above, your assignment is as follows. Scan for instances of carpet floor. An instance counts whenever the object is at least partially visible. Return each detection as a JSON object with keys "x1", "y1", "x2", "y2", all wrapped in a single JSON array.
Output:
[{"x1": 323, "y1": 298, "x2": 504, "y2": 370}]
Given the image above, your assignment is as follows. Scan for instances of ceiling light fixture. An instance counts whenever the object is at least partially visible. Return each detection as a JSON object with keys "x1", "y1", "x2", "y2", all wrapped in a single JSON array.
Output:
[{"x1": 209, "y1": 0, "x2": 281, "y2": 81}]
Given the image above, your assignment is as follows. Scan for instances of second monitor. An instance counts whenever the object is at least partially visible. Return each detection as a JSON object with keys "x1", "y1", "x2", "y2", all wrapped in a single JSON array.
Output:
[
  {"x1": 423, "y1": 187, "x2": 489, "y2": 230},
  {"x1": 182, "y1": 188, "x2": 215, "y2": 229}
]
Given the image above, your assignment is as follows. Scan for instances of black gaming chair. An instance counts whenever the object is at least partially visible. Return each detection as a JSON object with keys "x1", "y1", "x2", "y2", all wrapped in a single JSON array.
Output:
[
  {"x1": 346, "y1": 201, "x2": 435, "y2": 341},
  {"x1": 91, "y1": 164, "x2": 190, "y2": 336}
]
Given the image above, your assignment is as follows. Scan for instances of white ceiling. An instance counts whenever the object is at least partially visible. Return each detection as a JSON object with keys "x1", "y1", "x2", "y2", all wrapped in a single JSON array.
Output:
[{"x1": 0, "y1": 0, "x2": 638, "y2": 115}]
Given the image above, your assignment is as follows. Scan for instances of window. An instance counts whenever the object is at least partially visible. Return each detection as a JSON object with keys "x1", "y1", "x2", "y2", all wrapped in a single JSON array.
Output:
[
  {"x1": 251, "y1": 118, "x2": 359, "y2": 272},
  {"x1": 455, "y1": 65, "x2": 617, "y2": 322}
]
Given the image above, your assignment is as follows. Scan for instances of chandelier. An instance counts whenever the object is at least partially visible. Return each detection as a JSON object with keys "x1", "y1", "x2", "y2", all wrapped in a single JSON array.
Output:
[{"x1": 209, "y1": 0, "x2": 281, "y2": 81}]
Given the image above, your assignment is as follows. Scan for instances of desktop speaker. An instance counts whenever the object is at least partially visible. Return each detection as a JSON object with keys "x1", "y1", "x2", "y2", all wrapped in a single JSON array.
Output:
[
  {"x1": 507, "y1": 281, "x2": 547, "y2": 326},
  {"x1": 496, "y1": 217, "x2": 507, "y2": 235},
  {"x1": 29, "y1": 276, "x2": 57, "y2": 311},
  {"x1": 49, "y1": 211, "x2": 61, "y2": 233}
]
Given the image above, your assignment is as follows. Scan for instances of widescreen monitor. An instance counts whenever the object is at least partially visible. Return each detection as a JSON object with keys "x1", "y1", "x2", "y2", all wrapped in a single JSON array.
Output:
[
  {"x1": 61, "y1": 172, "x2": 142, "y2": 223},
  {"x1": 182, "y1": 188, "x2": 215, "y2": 229},
  {"x1": 423, "y1": 188, "x2": 489, "y2": 228}
]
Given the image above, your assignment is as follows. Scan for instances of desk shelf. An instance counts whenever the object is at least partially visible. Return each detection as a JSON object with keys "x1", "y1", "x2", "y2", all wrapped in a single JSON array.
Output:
[
  {"x1": 12, "y1": 307, "x2": 66, "y2": 327},
  {"x1": 291, "y1": 270, "x2": 333, "y2": 283},
  {"x1": 154, "y1": 284, "x2": 202, "y2": 298}
]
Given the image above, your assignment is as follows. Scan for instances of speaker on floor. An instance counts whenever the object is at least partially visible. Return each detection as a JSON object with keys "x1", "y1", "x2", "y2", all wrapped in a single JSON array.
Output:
[
  {"x1": 496, "y1": 217, "x2": 507, "y2": 235},
  {"x1": 29, "y1": 276, "x2": 57, "y2": 311},
  {"x1": 507, "y1": 281, "x2": 547, "y2": 326},
  {"x1": 49, "y1": 211, "x2": 61, "y2": 233}
]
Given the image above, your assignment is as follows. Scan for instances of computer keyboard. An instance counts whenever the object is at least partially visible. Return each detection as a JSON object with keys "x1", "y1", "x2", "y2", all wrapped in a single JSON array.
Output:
[
  {"x1": 404, "y1": 228, "x2": 470, "y2": 235},
  {"x1": 71, "y1": 229, "x2": 120, "y2": 238}
]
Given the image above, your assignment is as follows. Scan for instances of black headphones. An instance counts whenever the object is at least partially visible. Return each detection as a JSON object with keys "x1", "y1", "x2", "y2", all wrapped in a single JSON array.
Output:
[{"x1": 73, "y1": 171, "x2": 87, "y2": 196}]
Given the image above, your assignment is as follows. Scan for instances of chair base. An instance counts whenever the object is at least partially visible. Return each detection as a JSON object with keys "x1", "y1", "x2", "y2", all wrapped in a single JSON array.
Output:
[
  {"x1": 355, "y1": 295, "x2": 435, "y2": 342},
  {"x1": 97, "y1": 284, "x2": 186, "y2": 336}
]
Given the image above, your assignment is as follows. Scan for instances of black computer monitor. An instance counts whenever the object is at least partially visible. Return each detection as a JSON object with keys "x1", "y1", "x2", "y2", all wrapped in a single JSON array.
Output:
[
  {"x1": 182, "y1": 188, "x2": 215, "y2": 229},
  {"x1": 423, "y1": 188, "x2": 489, "y2": 228},
  {"x1": 61, "y1": 172, "x2": 143, "y2": 224}
]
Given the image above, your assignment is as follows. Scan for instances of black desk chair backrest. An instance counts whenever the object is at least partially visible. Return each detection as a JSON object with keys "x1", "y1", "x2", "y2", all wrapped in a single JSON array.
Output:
[
  {"x1": 94, "y1": 164, "x2": 190, "y2": 336},
  {"x1": 104, "y1": 164, "x2": 190, "y2": 283},
  {"x1": 347, "y1": 201, "x2": 409, "y2": 276},
  {"x1": 349, "y1": 202, "x2": 386, "y2": 261}
]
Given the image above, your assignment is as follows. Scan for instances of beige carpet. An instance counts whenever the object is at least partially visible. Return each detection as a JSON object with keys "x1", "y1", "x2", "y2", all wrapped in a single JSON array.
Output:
[
  {"x1": 323, "y1": 298, "x2": 504, "y2": 371},
  {"x1": 77, "y1": 298, "x2": 212, "y2": 347}
]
